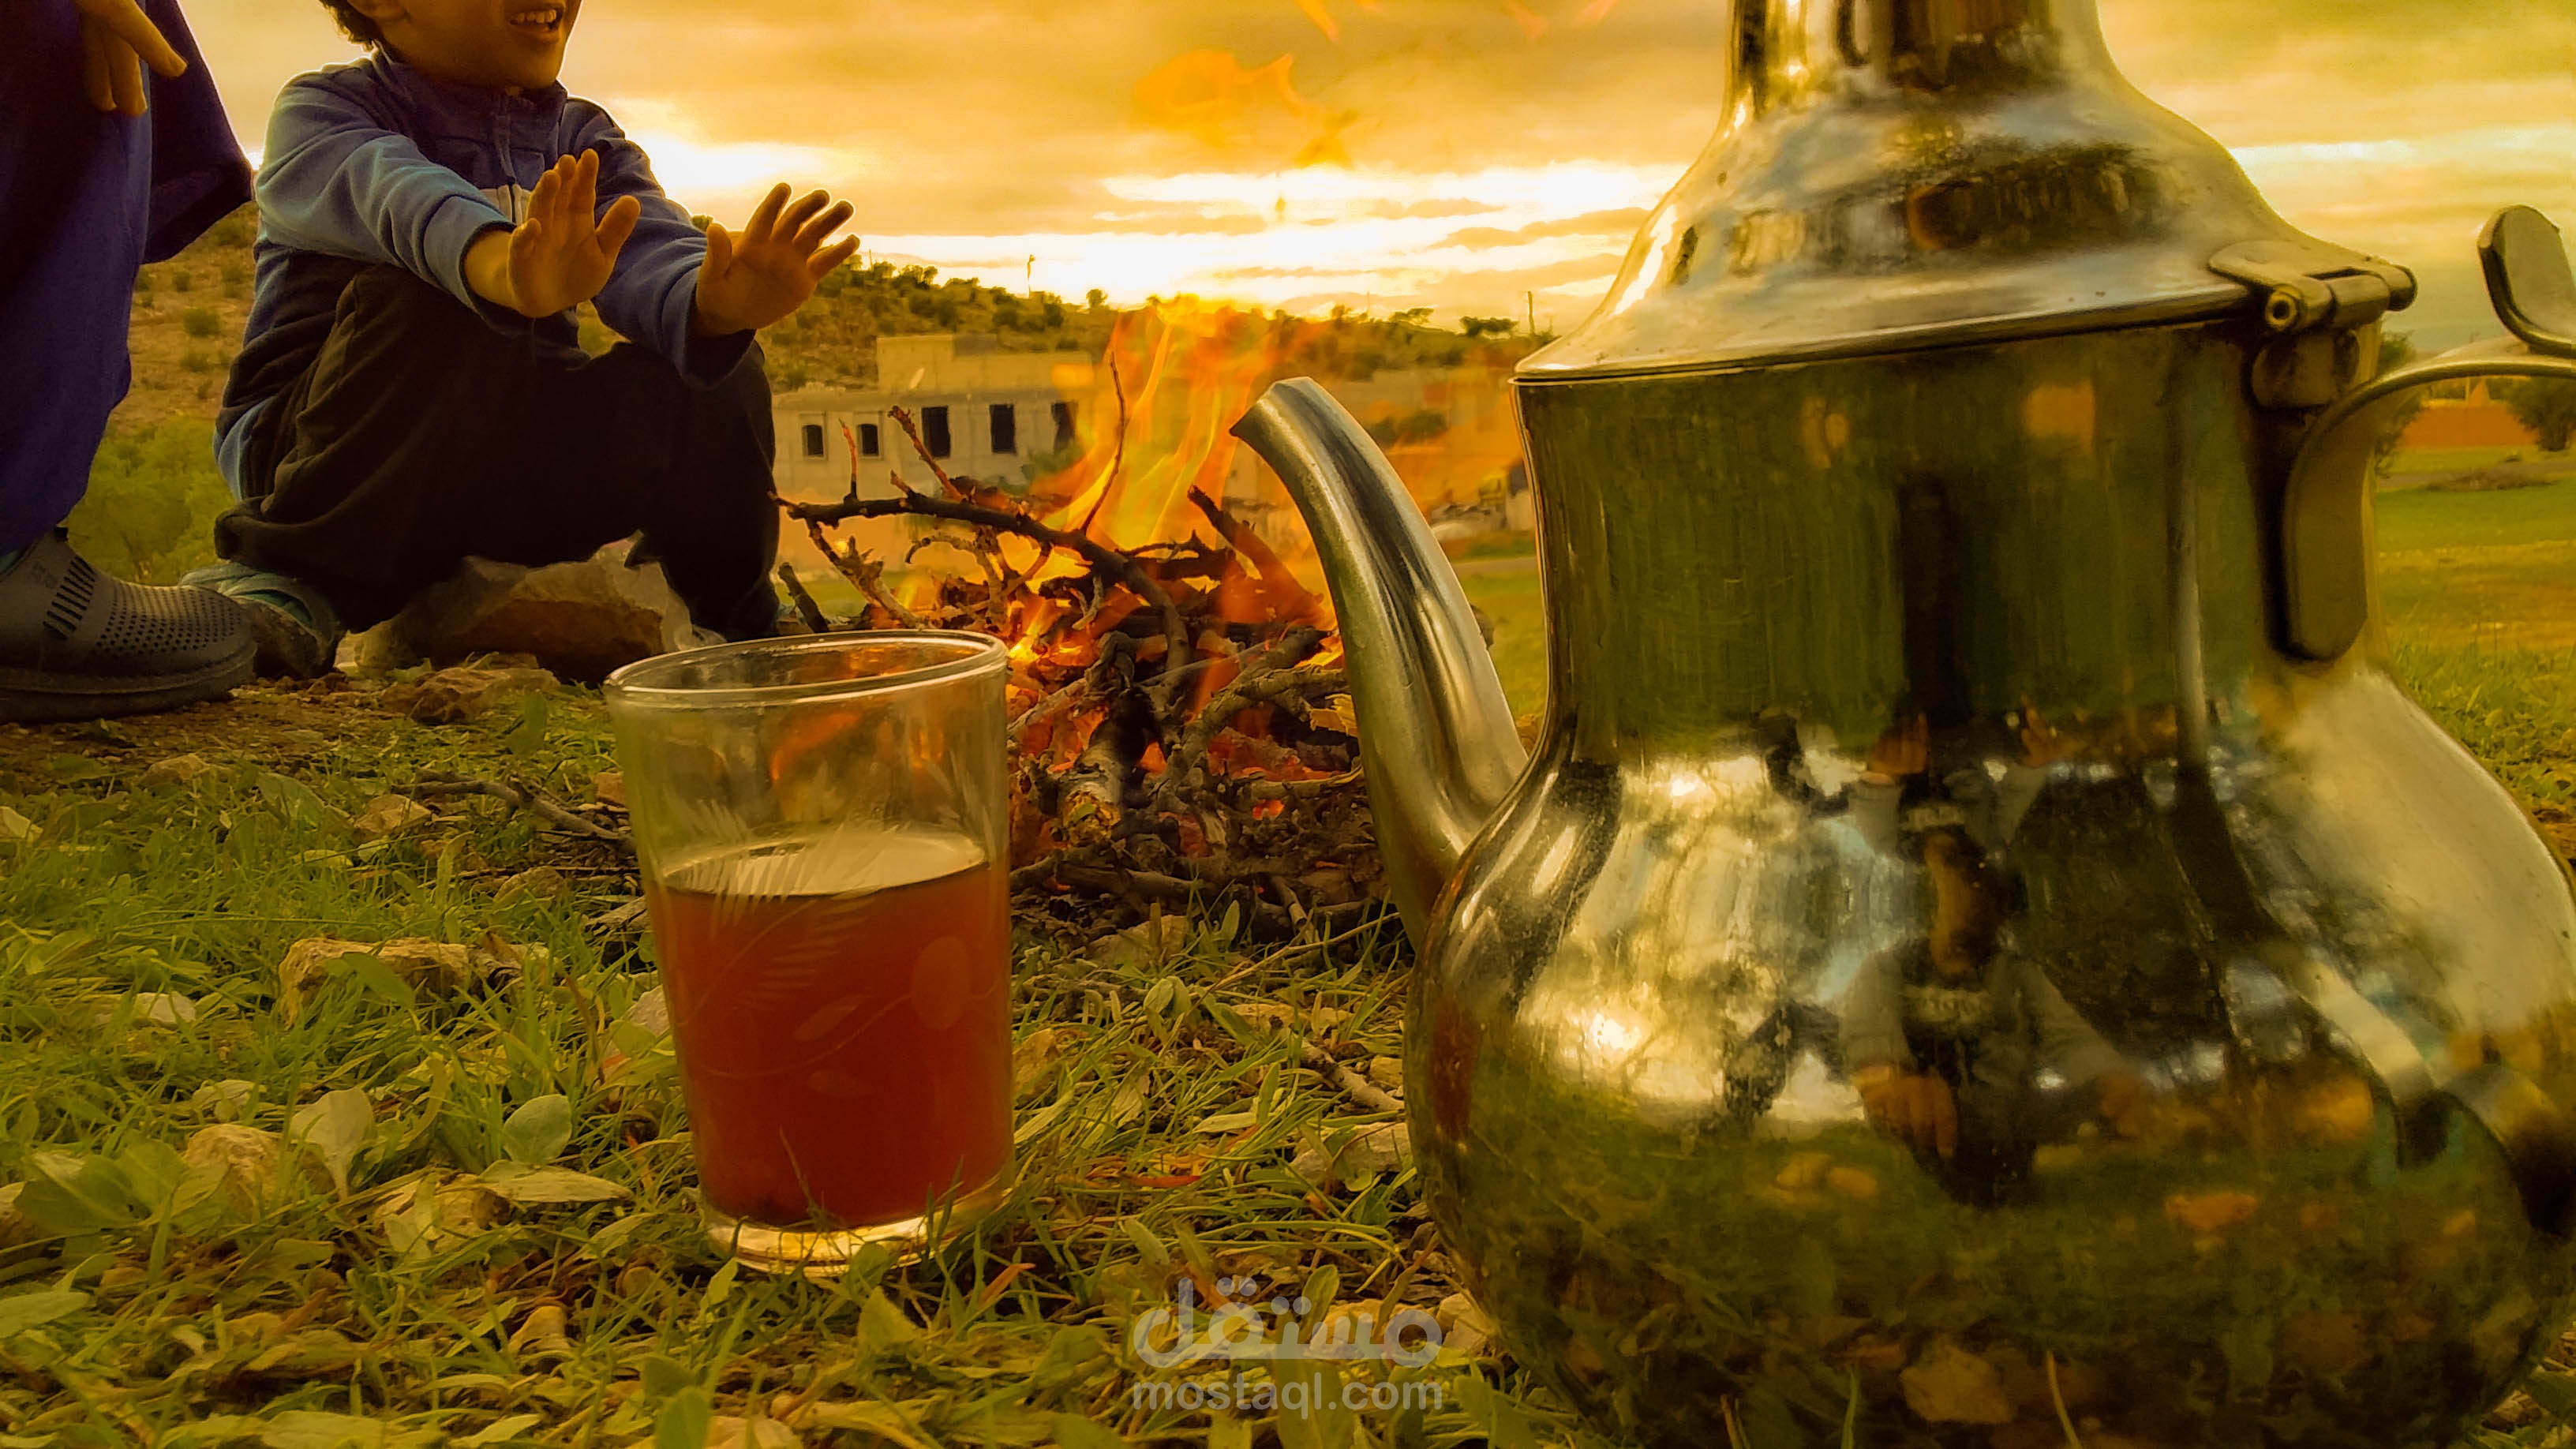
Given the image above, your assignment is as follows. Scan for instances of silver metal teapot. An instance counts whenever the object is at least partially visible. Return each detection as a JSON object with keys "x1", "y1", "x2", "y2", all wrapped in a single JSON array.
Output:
[{"x1": 1233, "y1": 1, "x2": 2576, "y2": 1442}]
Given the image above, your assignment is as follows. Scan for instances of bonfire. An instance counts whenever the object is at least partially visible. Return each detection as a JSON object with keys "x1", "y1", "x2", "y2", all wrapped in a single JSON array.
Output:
[{"x1": 779, "y1": 305, "x2": 1391, "y2": 942}]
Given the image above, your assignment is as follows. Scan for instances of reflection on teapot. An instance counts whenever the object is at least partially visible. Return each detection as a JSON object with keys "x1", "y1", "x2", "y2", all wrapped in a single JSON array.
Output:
[{"x1": 1234, "y1": 1, "x2": 2576, "y2": 1441}]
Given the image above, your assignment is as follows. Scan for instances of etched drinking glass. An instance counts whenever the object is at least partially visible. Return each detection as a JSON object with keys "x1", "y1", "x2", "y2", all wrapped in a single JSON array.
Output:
[{"x1": 605, "y1": 631, "x2": 1013, "y2": 1274}]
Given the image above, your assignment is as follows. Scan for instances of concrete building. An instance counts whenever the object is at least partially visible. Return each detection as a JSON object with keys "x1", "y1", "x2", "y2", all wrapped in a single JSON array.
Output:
[
  {"x1": 2397, "y1": 380, "x2": 2542, "y2": 451},
  {"x1": 775, "y1": 334, "x2": 1100, "y2": 500},
  {"x1": 772, "y1": 333, "x2": 1532, "y2": 578}
]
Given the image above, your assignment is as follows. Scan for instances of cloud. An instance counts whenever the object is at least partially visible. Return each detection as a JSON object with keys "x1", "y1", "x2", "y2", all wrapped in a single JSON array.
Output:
[
  {"x1": 1440, "y1": 208, "x2": 1649, "y2": 249},
  {"x1": 180, "y1": 0, "x2": 2575, "y2": 338}
]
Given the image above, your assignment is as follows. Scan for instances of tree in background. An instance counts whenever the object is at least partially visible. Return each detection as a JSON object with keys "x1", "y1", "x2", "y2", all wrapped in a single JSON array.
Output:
[
  {"x1": 2499, "y1": 376, "x2": 2576, "y2": 452},
  {"x1": 66, "y1": 422, "x2": 235, "y2": 584}
]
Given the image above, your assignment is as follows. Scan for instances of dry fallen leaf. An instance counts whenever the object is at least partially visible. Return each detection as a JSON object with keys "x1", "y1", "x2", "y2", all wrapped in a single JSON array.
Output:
[
  {"x1": 506, "y1": 1303, "x2": 573, "y2": 1361},
  {"x1": 1013, "y1": 1027, "x2": 1070, "y2": 1103},
  {"x1": 1290, "y1": 1121, "x2": 1413, "y2": 1188},
  {"x1": 0, "y1": 1182, "x2": 33, "y2": 1249},
  {"x1": 351, "y1": 794, "x2": 433, "y2": 841},
  {"x1": 182, "y1": 1125, "x2": 298, "y2": 1215},
  {"x1": 143, "y1": 754, "x2": 217, "y2": 788},
  {"x1": 1899, "y1": 1337, "x2": 2016, "y2": 1425},
  {"x1": 374, "y1": 1170, "x2": 509, "y2": 1260},
  {"x1": 2164, "y1": 1190, "x2": 2260, "y2": 1234}
]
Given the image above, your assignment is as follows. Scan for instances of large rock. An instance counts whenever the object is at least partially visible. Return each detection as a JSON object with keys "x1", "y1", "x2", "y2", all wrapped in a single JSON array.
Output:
[{"x1": 356, "y1": 545, "x2": 721, "y2": 684}]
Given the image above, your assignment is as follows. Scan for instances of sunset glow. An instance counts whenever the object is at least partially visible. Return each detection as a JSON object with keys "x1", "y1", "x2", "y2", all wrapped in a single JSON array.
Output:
[{"x1": 185, "y1": 0, "x2": 2576, "y2": 344}]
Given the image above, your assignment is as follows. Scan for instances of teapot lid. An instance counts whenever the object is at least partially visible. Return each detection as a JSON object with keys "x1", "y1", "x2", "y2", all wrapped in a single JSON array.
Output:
[{"x1": 1522, "y1": 0, "x2": 2415, "y2": 382}]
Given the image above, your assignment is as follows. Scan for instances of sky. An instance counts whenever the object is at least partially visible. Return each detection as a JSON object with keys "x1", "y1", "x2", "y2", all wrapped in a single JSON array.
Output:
[{"x1": 182, "y1": 0, "x2": 2576, "y2": 347}]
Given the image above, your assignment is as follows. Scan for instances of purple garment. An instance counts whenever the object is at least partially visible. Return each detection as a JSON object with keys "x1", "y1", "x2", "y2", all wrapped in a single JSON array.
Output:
[{"x1": 0, "y1": 0, "x2": 252, "y2": 556}]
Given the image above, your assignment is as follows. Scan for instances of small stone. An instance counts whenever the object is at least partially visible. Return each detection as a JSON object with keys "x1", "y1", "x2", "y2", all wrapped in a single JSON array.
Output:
[
  {"x1": 143, "y1": 754, "x2": 216, "y2": 788},
  {"x1": 1365, "y1": 1056, "x2": 1404, "y2": 1091},
  {"x1": 379, "y1": 665, "x2": 560, "y2": 725},
  {"x1": 618, "y1": 987, "x2": 670, "y2": 1038},
  {"x1": 1435, "y1": 1292, "x2": 1496, "y2": 1358},
  {"x1": 591, "y1": 771, "x2": 627, "y2": 808},
  {"x1": 380, "y1": 547, "x2": 722, "y2": 685},
  {"x1": 351, "y1": 795, "x2": 433, "y2": 841}
]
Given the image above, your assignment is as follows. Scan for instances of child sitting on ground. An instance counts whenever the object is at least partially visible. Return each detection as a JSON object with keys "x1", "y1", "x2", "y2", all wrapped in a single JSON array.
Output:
[{"x1": 189, "y1": 0, "x2": 859, "y2": 674}]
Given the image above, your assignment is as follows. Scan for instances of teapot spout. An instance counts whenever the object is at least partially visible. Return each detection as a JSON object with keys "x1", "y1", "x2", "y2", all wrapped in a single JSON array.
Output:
[{"x1": 1232, "y1": 380, "x2": 1528, "y2": 943}]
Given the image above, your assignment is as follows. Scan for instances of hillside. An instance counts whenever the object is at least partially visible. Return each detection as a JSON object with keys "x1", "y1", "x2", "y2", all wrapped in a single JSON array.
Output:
[{"x1": 123, "y1": 205, "x2": 1537, "y2": 421}]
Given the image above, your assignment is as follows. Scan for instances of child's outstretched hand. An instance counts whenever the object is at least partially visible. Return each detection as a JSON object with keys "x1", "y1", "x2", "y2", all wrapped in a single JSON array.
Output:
[
  {"x1": 466, "y1": 152, "x2": 642, "y2": 320},
  {"x1": 694, "y1": 184, "x2": 862, "y2": 336}
]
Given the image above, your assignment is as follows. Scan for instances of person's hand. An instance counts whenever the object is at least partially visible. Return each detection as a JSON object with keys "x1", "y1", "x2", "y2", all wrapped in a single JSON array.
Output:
[
  {"x1": 1864, "y1": 715, "x2": 1930, "y2": 785},
  {"x1": 693, "y1": 183, "x2": 862, "y2": 336},
  {"x1": 2016, "y1": 698, "x2": 2062, "y2": 769},
  {"x1": 466, "y1": 152, "x2": 642, "y2": 320},
  {"x1": 74, "y1": 0, "x2": 188, "y2": 117},
  {"x1": 1855, "y1": 1064, "x2": 1958, "y2": 1159}
]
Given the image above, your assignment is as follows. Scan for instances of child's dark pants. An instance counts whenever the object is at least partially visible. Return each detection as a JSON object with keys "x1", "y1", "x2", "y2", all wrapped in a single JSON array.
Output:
[{"x1": 215, "y1": 266, "x2": 781, "y2": 638}]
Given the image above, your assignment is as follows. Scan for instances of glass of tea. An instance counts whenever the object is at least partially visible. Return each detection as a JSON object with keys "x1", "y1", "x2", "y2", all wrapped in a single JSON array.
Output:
[{"x1": 604, "y1": 631, "x2": 1013, "y2": 1275}]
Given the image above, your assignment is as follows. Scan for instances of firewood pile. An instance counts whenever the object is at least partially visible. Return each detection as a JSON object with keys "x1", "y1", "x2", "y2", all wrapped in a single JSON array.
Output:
[{"x1": 778, "y1": 402, "x2": 1383, "y2": 943}]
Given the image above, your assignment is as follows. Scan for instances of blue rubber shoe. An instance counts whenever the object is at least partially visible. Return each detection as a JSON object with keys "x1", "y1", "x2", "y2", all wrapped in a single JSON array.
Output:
[{"x1": 178, "y1": 562, "x2": 346, "y2": 680}]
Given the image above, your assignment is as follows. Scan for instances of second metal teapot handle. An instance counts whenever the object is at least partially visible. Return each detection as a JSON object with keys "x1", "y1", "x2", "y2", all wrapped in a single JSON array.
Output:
[{"x1": 2278, "y1": 207, "x2": 2576, "y2": 662}]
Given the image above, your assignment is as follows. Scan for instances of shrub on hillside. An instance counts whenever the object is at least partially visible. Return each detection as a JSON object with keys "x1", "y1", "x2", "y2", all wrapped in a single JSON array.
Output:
[
  {"x1": 180, "y1": 306, "x2": 222, "y2": 339},
  {"x1": 66, "y1": 421, "x2": 234, "y2": 584}
]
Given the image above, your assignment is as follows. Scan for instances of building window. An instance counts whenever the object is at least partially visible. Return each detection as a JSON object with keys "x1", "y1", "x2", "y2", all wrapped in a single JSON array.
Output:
[
  {"x1": 800, "y1": 423, "x2": 826, "y2": 459},
  {"x1": 923, "y1": 406, "x2": 952, "y2": 459},
  {"x1": 859, "y1": 423, "x2": 882, "y2": 458},
  {"x1": 990, "y1": 403, "x2": 1018, "y2": 455},
  {"x1": 1052, "y1": 401, "x2": 1078, "y2": 450}
]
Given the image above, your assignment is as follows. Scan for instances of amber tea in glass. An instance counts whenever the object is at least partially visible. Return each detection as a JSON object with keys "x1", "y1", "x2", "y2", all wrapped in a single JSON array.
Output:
[{"x1": 605, "y1": 632, "x2": 1012, "y2": 1273}]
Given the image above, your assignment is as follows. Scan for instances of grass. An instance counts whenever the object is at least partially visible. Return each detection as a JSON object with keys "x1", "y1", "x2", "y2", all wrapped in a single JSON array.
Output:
[
  {"x1": 0, "y1": 689, "x2": 1554, "y2": 1447},
  {"x1": 0, "y1": 475, "x2": 2569, "y2": 1446},
  {"x1": 2383, "y1": 447, "x2": 2576, "y2": 485}
]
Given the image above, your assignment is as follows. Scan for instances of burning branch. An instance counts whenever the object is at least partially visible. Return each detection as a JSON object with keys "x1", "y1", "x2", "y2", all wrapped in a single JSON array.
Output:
[
  {"x1": 780, "y1": 310, "x2": 1386, "y2": 942},
  {"x1": 785, "y1": 427, "x2": 1193, "y2": 720}
]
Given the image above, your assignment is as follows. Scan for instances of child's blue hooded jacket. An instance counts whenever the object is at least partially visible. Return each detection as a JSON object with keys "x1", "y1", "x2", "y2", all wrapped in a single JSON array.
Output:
[{"x1": 215, "y1": 54, "x2": 751, "y2": 495}]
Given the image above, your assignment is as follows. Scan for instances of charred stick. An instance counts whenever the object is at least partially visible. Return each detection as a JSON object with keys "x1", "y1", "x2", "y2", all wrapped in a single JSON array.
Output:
[
  {"x1": 775, "y1": 564, "x2": 831, "y2": 633},
  {"x1": 1010, "y1": 632, "x2": 1138, "y2": 738},
  {"x1": 1161, "y1": 664, "x2": 1346, "y2": 799},
  {"x1": 408, "y1": 773, "x2": 632, "y2": 849},
  {"x1": 888, "y1": 406, "x2": 972, "y2": 502},
  {"x1": 803, "y1": 519, "x2": 923, "y2": 629},
  {"x1": 1300, "y1": 1039, "x2": 1402, "y2": 1115},
  {"x1": 1241, "y1": 771, "x2": 1365, "y2": 802},
  {"x1": 785, "y1": 490, "x2": 1191, "y2": 717},
  {"x1": 1078, "y1": 351, "x2": 1129, "y2": 540}
]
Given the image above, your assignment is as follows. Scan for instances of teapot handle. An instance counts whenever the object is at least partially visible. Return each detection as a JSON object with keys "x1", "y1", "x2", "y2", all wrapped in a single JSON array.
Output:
[{"x1": 2278, "y1": 207, "x2": 2576, "y2": 662}]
